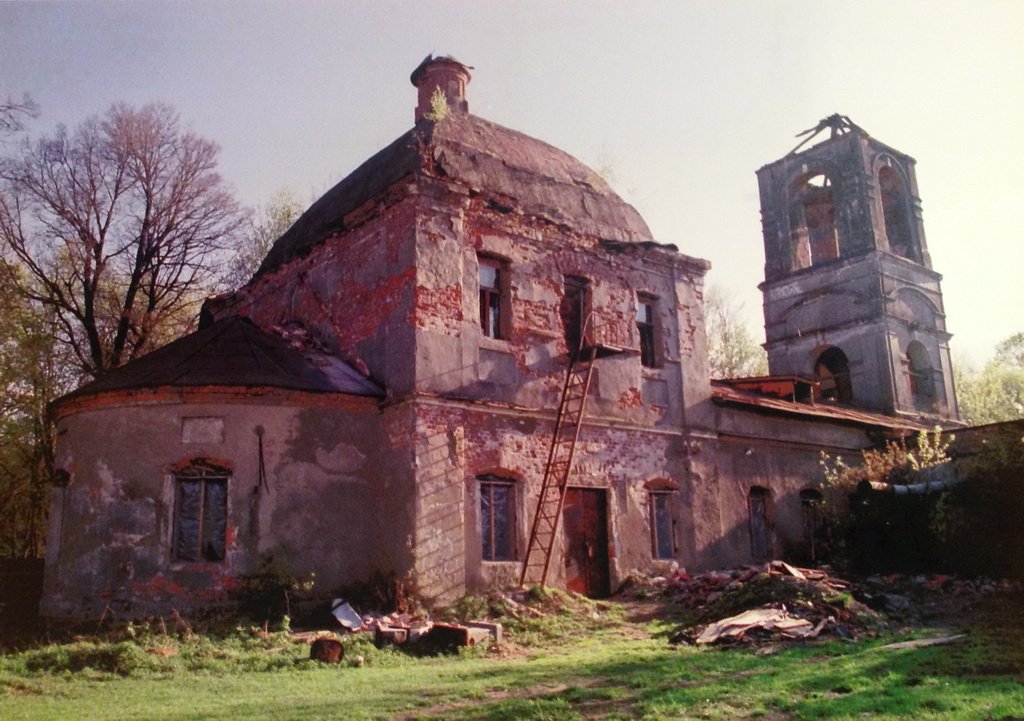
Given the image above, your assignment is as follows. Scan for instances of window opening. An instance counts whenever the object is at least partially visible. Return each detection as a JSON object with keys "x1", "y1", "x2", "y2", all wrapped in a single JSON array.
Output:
[
  {"x1": 879, "y1": 166, "x2": 917, "y2": 261},
  {"x1": 174, "y1": 468, "x2": 228, "y2": 562},
  {"x1": 748, "y1": 486, "x2": 772, "y2": 562},
  {"x1": 800, "y1": 489, "x2": 824, "y2": 563},
  {"x1": 479, "y1": 475, "x2": 516, "y2": 561},
  {"x1": 649, "y1": 491, "x2": 674, "y2": 559},
  {"x1": 789, "y1": 173, "x2": 839, "y2": 269},
  {"x1": 478, "y1": 257, "x2": 506, "y2": 339},
  {"x1": 561, "y1": 275, "x2": 590, "y2": 359},
  {"x1": 907, "y1": 341, "x2": 936, "y2": 411},
  {"x1": 636, "y1": 297, "x2": 657, "y2": 368},
  {"x1": 815, "y1": 347, "x2": 853, "y2": 404}
]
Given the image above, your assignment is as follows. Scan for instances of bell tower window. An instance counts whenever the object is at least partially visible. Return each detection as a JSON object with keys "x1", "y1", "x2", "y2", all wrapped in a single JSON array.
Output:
[
  {"x1": 907, "y1": 341, "x2": 936, "y2": 412},
  {"x1": 879, "y1": 165, "x2": 917, "y2": 261},
  {"x1": 789, "y1": 173, "x2": 839, "y2": 270},
  {"x1": 815, "y1": 347, "x2": 853, "y2": 404}
]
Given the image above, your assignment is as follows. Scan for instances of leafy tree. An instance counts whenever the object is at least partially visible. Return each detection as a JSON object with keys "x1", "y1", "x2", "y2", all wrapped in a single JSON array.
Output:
[
  {"x1": 223, "y1": 188, "x2": 302, "y2": 288},
  {"x1": 0, "y1": 276, "x2": 73, "y2": 556},
  {"x1": 704, "y1": 284, "x2": 768, "y2": 378},
  {"x1": 0, "y1": 103, "x2": 244, "y2": 378},
  {"x1": 955, "y1": 332, "x2": 1024, "y2": 425}
]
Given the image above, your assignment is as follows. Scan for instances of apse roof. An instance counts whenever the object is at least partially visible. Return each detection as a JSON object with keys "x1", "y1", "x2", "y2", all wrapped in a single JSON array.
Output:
[{"x1": 53, "y1": 316, "x2": 383, "y2": 407}]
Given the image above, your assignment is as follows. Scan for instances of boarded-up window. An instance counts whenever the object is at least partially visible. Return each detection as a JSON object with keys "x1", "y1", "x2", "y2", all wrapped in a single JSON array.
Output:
[
  {"x1": 649, "y1": 491, "x2": 674, "y2": 559},
  {"x1": 479, "y1": 476, "x2": 516, "y2": 561},
  {"x1": 174, "y1": 469, "x2": 228, "y2": 562}
]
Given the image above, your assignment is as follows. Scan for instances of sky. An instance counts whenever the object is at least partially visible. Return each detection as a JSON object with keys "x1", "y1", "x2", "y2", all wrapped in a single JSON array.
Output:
[{"x1": 2, "y1": 0, "x2": 1023, "y2": 366}]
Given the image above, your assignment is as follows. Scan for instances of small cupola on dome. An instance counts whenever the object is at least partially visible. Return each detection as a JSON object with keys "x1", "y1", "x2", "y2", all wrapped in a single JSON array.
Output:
[{"x1": 411, "y1": 54, "x2": 472, "y2": 122}]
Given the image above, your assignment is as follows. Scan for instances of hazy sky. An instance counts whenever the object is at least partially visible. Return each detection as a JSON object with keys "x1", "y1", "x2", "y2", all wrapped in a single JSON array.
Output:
[{"x1": 3, "y1": 1, "x2": 1022, "y2": 365}]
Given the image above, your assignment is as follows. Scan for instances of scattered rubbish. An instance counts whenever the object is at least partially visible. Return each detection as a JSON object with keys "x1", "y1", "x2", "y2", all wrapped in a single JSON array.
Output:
[
  {"x1": 627, "y1": 560, "x2": 1020, "y2": 648},
  {"x1": 323, "y1": 598, "x2": 502, "y2": 654},
  {"x1": 637, "y1": 561, "x2": 874, "y2": 646},
  {"x1": 881, "y1": 634, "x2": 966, "y2": 650},
  {"x1": 330, "y1": 598, "x2": 364, "y2": 630},
  {"x1": 695, "y1": 606, "x2": 826, "y2": 645}
]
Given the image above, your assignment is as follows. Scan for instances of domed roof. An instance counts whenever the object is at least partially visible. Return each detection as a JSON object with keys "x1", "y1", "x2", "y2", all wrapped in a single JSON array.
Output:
[{"x1": 254, "y1": 69, "x2": 653, "y2": 279}]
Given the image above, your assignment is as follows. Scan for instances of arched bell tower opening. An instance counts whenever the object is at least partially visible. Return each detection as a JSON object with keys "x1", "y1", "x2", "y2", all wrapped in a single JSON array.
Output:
[
  {"x1": 878, "y1": 164, "x2": 919, "y2": 262},
  {"x1": 814, "y1": 347, "x2": 853, "y2": 404},
  {"x1": 788, "y1": 172, "x2": 840, "y2": 270},
  {"x1": 756, "y1": 115, "x2": 959, "y2": 422},
  {"x1": 906, "y1": 341, "x2": 936, "y2": 412}
]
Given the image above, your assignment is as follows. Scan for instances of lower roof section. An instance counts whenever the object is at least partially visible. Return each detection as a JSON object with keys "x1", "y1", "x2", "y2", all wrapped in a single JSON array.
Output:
[{"x1": 50, "y1": 316, "x2": 384, "y2": 418}]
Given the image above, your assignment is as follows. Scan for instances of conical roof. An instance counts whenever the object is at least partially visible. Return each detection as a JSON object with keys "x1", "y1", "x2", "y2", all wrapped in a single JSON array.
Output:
[{"x1": 52, "y1": 316, "x2": 382, "y2": 410}]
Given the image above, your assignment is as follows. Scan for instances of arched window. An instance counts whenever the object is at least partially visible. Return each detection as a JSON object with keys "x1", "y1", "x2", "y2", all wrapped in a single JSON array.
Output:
[
  {"x1": 907, "y1": 341, "x2": 936, "y2": 411},
  {"x1": 748, "y1": 486, "x2": 773, "y2": 562},
  {"x1": 173, "y1": 460, "x2": 230, "y2": 562},
  {"x1": 879, "y1": 166, "x2": 917, "y2": 261},
  {"x1": 789, "y1": 173, "x2": 839, "y2": 269},
  {"x1": 814, "y1": 347, "x2": 853, "y2": 404}
]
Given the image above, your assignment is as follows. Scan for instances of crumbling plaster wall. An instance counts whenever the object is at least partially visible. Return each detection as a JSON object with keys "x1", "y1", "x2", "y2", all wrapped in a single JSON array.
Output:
[
  {"x1": 763, "y1": 252, "x2": 954, "y2": 417},
  {"x1": 42, "y1": 393, "x2": 407, "y2": 618},
  {"x1": 409, "y1": 400, "x2": 699, "y2": 604},
  {"x1": 704, "y1": 405, "x2": 879, "y2": 565},
  {"x1": 758, "y1": 133, "x2": 929, "y2": 281},
  {"x1": 212, "y1": 191, "x2": 420, "y2": 396},
  {"x1": 410, "y1": 177, "x2": 714, "y2": 429}
]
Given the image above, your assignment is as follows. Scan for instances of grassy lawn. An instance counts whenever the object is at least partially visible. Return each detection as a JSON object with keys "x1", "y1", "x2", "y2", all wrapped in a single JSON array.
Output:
[{"x1": 1, "y1": 593, "x2": 1022, "y2": 720}]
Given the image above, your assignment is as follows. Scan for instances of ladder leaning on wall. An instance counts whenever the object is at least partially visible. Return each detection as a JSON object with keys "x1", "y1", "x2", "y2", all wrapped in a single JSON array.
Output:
[{"x1": 519, "y1": 327, "x2": 623, "y2": 589}]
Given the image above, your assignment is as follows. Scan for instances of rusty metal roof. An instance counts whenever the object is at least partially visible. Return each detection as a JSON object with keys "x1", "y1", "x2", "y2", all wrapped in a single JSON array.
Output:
[
  {"x1": 255, "y1": 113, "x2": 653, "y2": 278},
  {"x1": 54, "y1": 317, "x2": 383, "y2": 406},
  {"x1": 711, "y1": 380, "x2": 930, "y2": 433}
]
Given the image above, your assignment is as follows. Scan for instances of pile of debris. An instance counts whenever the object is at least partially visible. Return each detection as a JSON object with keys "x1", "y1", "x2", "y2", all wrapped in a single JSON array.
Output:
[
  {"x1": 622, "y1": 561, "x2": 883, "y2": 646},
  {"x1": 325, "y1": 598, "x2": 501, "y2": 655}
]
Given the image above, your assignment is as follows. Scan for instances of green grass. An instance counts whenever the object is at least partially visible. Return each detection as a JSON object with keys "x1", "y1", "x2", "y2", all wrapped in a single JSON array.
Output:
[{"x1": 1, "y1": 594, "x2": 1022, "y2": 720}]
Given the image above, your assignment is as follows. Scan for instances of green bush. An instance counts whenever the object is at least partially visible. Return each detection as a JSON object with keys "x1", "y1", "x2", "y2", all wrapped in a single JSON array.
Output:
[
  {"x1": 22, "y1": 641, "x2": 165, "y2": 676},
  {"x1": 231, "y1": 555, "x2": 315, "y2": 625}
]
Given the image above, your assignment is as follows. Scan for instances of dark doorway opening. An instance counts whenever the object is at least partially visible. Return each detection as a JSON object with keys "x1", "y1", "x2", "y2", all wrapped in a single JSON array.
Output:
[{"x1": 562, "y1": 487, "x2": 610, "y2": 598}]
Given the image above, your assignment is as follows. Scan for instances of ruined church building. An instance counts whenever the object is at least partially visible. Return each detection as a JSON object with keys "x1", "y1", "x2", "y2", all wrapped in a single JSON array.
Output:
[{"x1": 41, "y1": 57, "x2": 957, "y2": 617}]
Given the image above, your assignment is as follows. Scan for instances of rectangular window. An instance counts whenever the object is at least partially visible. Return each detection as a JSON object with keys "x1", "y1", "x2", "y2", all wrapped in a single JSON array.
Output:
[
  {"x1": 561, "y1": 275, "x2": 590, "y2": 358},
  {"x1": 174, "y1": 475, "x2": 228, "y2": 562},
  {"x1": 480, "y1": 477, "x2": 515, "y2": 561},
  {"x1": 650, "y1": 492, "x2": 674, "y2": 559},
  {"x1": 636, "y1": 297, "x2": 657, "y2": 368},
  {"x1": 479, "y1": 257, "x2": 506, "y2": 339}
]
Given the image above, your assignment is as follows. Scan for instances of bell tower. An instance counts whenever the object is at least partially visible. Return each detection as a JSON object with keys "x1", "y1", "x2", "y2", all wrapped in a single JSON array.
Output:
[{"x1": 757, "y1": 115, "x2": 959, "y2": 421}]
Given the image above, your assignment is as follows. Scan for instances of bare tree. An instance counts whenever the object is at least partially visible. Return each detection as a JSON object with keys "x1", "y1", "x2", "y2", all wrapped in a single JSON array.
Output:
[
  {"x1": 0, "y1": 93, "x2": 38, "y2": 137},
  {"x1": 0, "y1": 103, "x2": 244, "y2": 377}
]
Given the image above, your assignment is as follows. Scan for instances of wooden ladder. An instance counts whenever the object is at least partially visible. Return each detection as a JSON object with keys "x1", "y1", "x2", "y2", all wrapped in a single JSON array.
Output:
[{"x1": 518, "y1": 345, "x2": 600, "y2": 588}]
